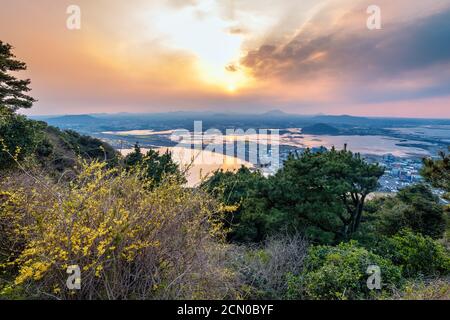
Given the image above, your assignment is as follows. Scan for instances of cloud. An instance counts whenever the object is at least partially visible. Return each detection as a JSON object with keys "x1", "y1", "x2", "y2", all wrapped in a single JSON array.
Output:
[
  {"x1": 225, "y1": 64, "x2": 239, "y2": 72},
  {"x1": 241, "y1": 0, "x2": 450, "y2": 103},
  {"x1": 2, "y1": 0, "x2": 450, "y2": 116}
]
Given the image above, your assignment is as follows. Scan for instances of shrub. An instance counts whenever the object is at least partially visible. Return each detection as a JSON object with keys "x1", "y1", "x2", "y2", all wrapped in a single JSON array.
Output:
[
  {"x1": 0, "y1": 113, "x2": 42, "y2": 170},
  {"x1": 373, "y1": 185, "x2": 446, "y2": 239},
  {"x1": 228, "y1": 234, "x2": 309, "y2": 299},
  {"x1": 377, "y1": 230, "x2": 450, "y2": 277},
  {"x1": 392, "y1": 278, "x2": 450, "y2": 300},
  {"x1": 297, "y1": 241, "x2": 402, "y2": 300},
  {"x1": 0, "y1": 161, "x2": 238, "y2": 300}
]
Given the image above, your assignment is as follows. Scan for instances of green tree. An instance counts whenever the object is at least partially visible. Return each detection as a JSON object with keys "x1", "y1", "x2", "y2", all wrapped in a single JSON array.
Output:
[
  {"x1": 202, "y1": 167, "x2": 268, "y2": 241},
  {"x1": 124, "y1": 144, "x2": 183, "y2": 185},
  {"x1": 0, "y1": 41, "x2": 36, "y2": 113},
  {"x1": 124, "y1": 143, "x2": 143, "y2": 167},
  {"x1": 204, "y1": 148, "x2": 384, "y2": 244},
  {"x1": 371, "y1": 185, "x2": 446, "y2": 239},
  {"x1": 421, "y1": 148, "x2": 450, "y2": 201},
  {"x1": 0, "y1": 41, "x2": 39, "y2": 169},
  {"x1": 141, "y1": 149, "x2": 182, "y2": 185},
  {"x1": 273, "y1": 148, "x2": 384, "y2": 243}
]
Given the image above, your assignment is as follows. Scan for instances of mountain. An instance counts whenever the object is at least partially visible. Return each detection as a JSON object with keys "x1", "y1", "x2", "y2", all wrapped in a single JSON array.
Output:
[
  {"x1": 38, "y1": 115, "x2": 109, "y2": 133},
  {"x1": 310, "y1": 115, "x2": 370, "y2": 126},
  {"x1": 301, "y1": 123, "x2": 340, "y2": 135},
  {"x1": 44, "y1": 114, "x2": 101, "y2": 124},
  {"x1": 261, "y1": 109, "x2": 291, "y2": 117}
]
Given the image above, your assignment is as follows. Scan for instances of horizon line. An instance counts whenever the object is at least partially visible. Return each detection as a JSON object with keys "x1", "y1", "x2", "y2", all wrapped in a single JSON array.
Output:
[{"x1": 26, "y1": 111, "x2": 450, "y2": 121}]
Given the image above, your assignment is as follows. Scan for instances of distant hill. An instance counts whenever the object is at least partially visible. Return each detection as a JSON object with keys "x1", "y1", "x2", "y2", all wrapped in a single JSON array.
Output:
[
  {"x1": 309, "y1": 115, "x2": 371, "y2": 126},
  {"x1": 30, "y1": 111, "x2": 450, "y2": 135},
  {"x1": 301, "y1": 123, "x2": 340, "y2": 135},
  {"x1": 261, "y1": 109, "x2": 290, "y2": 117},
  {"x1": 44, "y1": 114, "x2": 103, "y2": 126},
  {"x1": 36, "y1": 114, "x2": 112, "y2": 134}
]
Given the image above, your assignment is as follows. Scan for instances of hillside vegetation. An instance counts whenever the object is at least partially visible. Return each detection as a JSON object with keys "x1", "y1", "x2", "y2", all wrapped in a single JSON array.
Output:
[{"x1": 1, "y1": 41, "x2": 449, "y2": 300}]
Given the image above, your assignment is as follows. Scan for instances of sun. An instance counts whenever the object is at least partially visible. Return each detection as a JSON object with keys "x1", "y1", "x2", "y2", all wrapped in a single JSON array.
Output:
[{"x1": 227, "y1": 84, "x2": 237, "y2": 93}]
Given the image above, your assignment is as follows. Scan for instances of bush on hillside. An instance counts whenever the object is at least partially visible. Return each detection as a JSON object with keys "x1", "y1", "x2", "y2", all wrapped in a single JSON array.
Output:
[
  {"x1": 0, "y1": 161, "x2": 238, "y2": 300},
  {"x1": 376, "y1": 230, "x2": 450, "y2": 277},
  {"x1": 289, "y1": 241, "x2": 403, "y2": 300},
  {"x1": 228, "y1": 234, "x2": 309, "y2": 299},
  {"x1": 0, "y1": 112, "x2": 42, "y2": 170},
  {"x1": 371, "y1": 185, "x2": 446, "y2": 240},
  {"x1": 392, "y1": 278, "x2": 450, "y2": 300}
]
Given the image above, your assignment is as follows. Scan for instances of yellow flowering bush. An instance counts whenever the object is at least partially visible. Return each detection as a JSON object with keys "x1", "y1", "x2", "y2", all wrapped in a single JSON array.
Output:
[{"x1": 0, "y1": 161, "x2": 238, "y2": 299}]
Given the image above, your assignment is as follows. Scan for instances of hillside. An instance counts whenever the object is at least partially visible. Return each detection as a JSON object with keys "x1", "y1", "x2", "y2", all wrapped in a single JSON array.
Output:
[{"x1": 35, "y1": 121, "x2": 118, "y2": 176}]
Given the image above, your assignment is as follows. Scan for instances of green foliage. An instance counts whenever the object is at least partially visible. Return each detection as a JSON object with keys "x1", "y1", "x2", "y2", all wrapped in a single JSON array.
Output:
[
  {"x1": 124, "y1": 143, "x2": 184, "y2": 186},
  {"x1": 369, "y1": 185, "x2": 446, "y2": 239},
  {"x1": 293, "y1": 241, "x2": 402, "y2": 300},
  {"x1": 376, "y1": 230, "x2": 450, "y2": 277},
  {"x1": 202, "y1": 167, "x2": 269, "y2": 242},
  {"x1": 2, "y1": 40, "x2": 449, "y2": 301},
  {"x1": 277, "y1": 149, "x2": 384, "y2": 243},
  {"x1": 421, "y1": 147, "x2": 450, "y2": 200},
  {"x1": 55, "y1": 128, "x2": 117, "y2": 173},
  {"x1": 204, "y1": 148, "x2": 384, "y2": 244},
  {"x1": 0, "y1": 113, "x2": 43, "y2": 169},
  {"x1": 0, "y1": 41, "x2": 36, "y2": 112},
  {"x1": 124, "y1": 143, "x2": 143, "y2": 167}
]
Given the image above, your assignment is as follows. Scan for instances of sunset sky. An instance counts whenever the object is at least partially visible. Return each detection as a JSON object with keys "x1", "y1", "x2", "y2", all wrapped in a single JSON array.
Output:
[{"x1": 1, "y1": 0, "x2": 450, "y2": 117}]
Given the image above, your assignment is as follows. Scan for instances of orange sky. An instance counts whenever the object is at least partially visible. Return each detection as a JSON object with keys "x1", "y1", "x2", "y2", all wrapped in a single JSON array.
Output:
[{"x1": 1, "y1": 0, "x2": 450, "y2": 117}]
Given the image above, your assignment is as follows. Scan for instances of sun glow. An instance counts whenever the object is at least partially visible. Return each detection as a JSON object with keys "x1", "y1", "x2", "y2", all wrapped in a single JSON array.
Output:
[
  {"x1": 227, "y1": 84, "x2": 237, "y2": 93},
  {"x1": 140, "y1": 0, "x2": 252, "y2": 93}
]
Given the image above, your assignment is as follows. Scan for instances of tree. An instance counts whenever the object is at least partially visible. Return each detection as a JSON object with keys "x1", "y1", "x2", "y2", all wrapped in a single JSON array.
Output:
[
  {"x1": 124, "y1": 144, "x2": 183, "y2": 185},
  {"x1": 421, "y1": 147, "x2": 450, "y2": 200},
  {"x1": 0, "y1": 41, "x2": 39, "y2": 169},
  {"x1": 0, "y1": 41, "x2": 36, "y2": 113},
  {"x1": 141, "y1": 149, "x2": 182, "y2": 185},
  {"x1": 370, "y1": 184, "x2": 446, "y2": 239},
  {"x1": 201, "y1": 167, "x2": 268, "y2": 242},
  {"x1": 204, "y1": 148, "x2": 384, "y2": 244},
  {"x1": 274, "y1": 148, "x2": 384, "y2": 243},
  {"x1": 124, "y1": 142, "x2": 143, "y2": 167}
]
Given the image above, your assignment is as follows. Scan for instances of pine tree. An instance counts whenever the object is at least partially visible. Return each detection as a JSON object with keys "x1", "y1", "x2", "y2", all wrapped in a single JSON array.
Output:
[
  {"x1": 422, "y1": 147, "x2": 450, "y2": 201},
  {"x1": 0, "y1": 41, "x2": 36, "y2": 114}
]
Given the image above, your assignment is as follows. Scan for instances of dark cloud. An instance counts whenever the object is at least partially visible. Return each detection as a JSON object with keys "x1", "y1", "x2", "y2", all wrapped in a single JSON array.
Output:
[{"x1": 241, "y1": 7, "x2": 450, "y2": 86}]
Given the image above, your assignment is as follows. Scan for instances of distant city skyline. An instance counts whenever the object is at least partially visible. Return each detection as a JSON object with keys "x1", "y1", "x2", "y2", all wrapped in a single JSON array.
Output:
[{"x1": 1, "y1": 0, "x2": 450, "y2": 117}]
